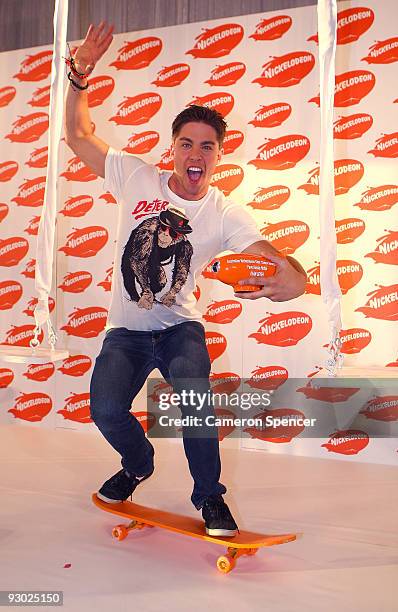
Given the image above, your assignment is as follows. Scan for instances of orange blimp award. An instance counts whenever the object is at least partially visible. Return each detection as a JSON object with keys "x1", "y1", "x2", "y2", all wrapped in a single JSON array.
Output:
[{"x1": 203, "y1": 254, "x2": 277, "y2": 292}]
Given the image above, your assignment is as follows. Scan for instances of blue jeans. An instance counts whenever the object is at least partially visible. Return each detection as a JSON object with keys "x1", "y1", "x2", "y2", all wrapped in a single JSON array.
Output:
[{"x1": 89, "y1": 321, "x2": 226, "y2": 509}]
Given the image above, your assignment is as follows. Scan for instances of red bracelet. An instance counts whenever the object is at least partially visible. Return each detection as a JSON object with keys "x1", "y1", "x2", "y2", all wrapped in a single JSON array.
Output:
[{"x1": 65, "y1": 56, "x2": 91, "y2": 79}]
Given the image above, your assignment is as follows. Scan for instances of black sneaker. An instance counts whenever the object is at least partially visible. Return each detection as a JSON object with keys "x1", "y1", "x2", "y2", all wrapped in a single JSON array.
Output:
[
  {"x1": 97, "y1": 468, "x2": 153, "y2": 504},
  {"x1": 201, "y1": 495, "x2": 239, "y2": 537}
]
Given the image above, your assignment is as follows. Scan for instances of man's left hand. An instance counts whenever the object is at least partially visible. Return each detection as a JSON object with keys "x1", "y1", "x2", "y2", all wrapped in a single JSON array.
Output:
[{"x1": 234, "y1": 252, "x2": 306, "y2": 302}]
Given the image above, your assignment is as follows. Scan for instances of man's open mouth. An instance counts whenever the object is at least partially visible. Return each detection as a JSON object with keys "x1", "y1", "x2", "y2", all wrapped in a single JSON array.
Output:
[{"x1": 187, "y1": 166, "x2": 203, "y2": 183}]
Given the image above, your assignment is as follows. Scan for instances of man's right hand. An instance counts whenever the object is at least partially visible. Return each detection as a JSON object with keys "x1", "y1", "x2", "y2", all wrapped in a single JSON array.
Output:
[
  {"x1": 73, "y1": 21, "x2": 114, "y2": 75},
  {"x1": 64, "y1": 21, "x2": 114, "y2": 178}
]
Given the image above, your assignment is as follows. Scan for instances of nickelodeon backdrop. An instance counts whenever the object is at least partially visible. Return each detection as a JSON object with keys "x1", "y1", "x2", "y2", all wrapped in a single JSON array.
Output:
[{"x1": 0, "y1": 0, "x2": 397, "y2": 465}]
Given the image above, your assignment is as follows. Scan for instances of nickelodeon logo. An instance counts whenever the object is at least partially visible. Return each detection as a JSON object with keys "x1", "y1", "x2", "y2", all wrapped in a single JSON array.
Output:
[
  {"x1": 124, "y1": 131, "x2": 159, "y2": 154},
  {"x1": 124, "y1": 41, "x2": 158, "y2": 59},
  {"x1": 110, "y1": 93, "x2": 162, "y2": 125},
  {"x1": 261, "y1": 138, "x2": 307, "y2": 156},
  {"x1": 205, "y1": 62, "x2": 246, "y2": 86},
  {"x1": 186, "y1": 23, "x2": 244, "y2": 59},
  {"x1": 250, "y1": 15, "x2": 292, "y2": 41},
  {"x1": 13, "y1": 50, "x2": 52, "y2": 81},
  {"x1": 152, "y1": 64, "x2": 190, "y2": 87},
  {"x1": 121, "y1": 96, "x2": 159, "y2": 116},
  {"x1": 250, "y1": 312, "x2": 312, "y2": 347},
  {"x1": 28, "y1": 85, "x2": 51, "y2": 107},
  {"x1": 110, "y1": 37, "x2": 162, "y2": 70},
  {"x1": 308, "y1": 7, "x2": 374, "y2": 45},
  {"x1": 198, "y1": 26, "x2": 241, "y2": 50},
  {"x1": 203, "y1": 300, "x2": 242, "y2": 324}
]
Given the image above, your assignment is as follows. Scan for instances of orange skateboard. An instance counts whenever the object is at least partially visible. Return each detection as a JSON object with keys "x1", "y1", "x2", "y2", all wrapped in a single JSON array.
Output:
[{"x1": 92, "y1": 493, "x2": 300, "y2": 573}]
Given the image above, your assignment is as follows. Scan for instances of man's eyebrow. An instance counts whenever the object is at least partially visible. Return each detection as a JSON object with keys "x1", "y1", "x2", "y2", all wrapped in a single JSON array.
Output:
[{"x1": 178, "y1": 136, "x2": 216, "y2": 145}]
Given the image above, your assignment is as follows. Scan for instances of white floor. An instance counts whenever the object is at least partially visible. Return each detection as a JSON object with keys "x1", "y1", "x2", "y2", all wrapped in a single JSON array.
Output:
[{"x1": 0, "y1": 424, "x2": 397, "y2": 612}]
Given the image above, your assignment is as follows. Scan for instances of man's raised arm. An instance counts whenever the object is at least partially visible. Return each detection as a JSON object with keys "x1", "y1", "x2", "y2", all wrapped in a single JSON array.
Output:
[{"x1": 64, "y1": 22, "x2": 114, "y2": 178}]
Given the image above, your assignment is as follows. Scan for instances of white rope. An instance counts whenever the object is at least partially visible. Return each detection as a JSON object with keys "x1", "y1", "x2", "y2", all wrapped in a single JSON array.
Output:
[
  {"x1": 317, "y1": 0, "x2": 343, "y2": 377},
  {"x1": 32, "y1": 0, "x2": 69, "y2": 350}
]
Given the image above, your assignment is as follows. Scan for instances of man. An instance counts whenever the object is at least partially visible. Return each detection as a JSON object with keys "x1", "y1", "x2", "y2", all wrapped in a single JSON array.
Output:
[{"x1": 65, "y1": 22, "x2": 307, "y2": 537}]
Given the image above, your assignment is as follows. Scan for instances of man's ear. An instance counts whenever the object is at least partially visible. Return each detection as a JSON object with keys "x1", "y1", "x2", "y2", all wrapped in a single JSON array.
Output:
[{"x1": 217, "y1": 147, "x2": 223, "y2": 163}]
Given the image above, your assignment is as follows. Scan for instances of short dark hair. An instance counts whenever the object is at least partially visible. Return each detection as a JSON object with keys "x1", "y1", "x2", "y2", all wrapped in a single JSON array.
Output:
[{"x1": 171, "y1": 105, "x2": 227, "y2": 146}]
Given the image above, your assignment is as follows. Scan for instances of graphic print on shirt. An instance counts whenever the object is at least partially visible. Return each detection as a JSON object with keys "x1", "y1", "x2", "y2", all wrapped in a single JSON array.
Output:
[{"x1": 121, "y1": 205, "x2": 193, "y2": 309}]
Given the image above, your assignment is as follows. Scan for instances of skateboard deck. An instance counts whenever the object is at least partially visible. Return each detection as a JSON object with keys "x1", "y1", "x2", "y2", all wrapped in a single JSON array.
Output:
[{"x1": 92, "y1": 493, "x2": 300, "y2": 573}]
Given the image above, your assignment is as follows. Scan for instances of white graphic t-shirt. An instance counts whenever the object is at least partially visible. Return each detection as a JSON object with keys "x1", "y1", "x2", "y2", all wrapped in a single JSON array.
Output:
[{"x1": 103, "y1": 147, "x2": 263, "y2": 331}]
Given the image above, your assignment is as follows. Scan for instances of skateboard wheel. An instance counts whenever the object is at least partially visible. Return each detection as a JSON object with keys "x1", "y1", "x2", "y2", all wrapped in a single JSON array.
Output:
[
  {"x1": 217, "y1": 555, "x2": 236, "y2": 574},
  {"x1": 112, "y1": 525, "x2": 128, "y2": 541}
]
